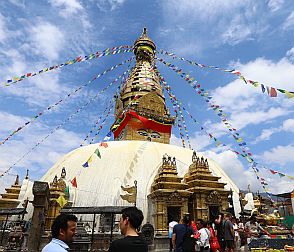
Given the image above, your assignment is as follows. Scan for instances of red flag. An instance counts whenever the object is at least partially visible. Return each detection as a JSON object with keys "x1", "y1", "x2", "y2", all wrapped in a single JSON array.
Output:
[
  {"x1": 270, "y1": 87, "x2": 277, "y2": 97},
  {"x1": 71, "y1": 177, "x2": 77, "y2": 188},
  {"x1": 270, "y1": 169, "x2": 277, "y2": 174},
  {"x1": 100, "y1": 142, "x2": 108, "y2": 148}
]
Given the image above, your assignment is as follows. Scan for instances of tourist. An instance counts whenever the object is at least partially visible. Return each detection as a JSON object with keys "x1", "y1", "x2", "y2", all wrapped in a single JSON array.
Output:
[
  {"x1": 196, "y1": 219, "x2": 210, "y2": 252},
  {"x1": 223, "y1": 213, "x2": 234, "y2": 252},
  {"x1": 41, "y1": 214, "x2": 78, "y2": 252},
  {"x1": 214, "y1": 213, "x2": 226, "y2": 252},
  {"x1": 172, "y1": 215, "x2": 194, "y2": 252},
  {"x1": 207, "y1": 221, "x2": 220, "y2": 252},
  {"x1": 232, "y1": 217, "x2": 240, "y2": 251},
  {"x1": 244, "y1": 215, "x2": 270, "y2": 244},
  {"x1": 169, "y1": 219, "x2": 178, "y2": 251},
  {"x1": 108, "y1": 206, "x2": 148, "y2": 252}
]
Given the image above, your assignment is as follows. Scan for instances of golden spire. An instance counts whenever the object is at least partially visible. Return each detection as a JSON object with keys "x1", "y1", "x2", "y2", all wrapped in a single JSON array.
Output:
[{"x1": 110, "y1": 29, "x2": 174, "y2": 144}]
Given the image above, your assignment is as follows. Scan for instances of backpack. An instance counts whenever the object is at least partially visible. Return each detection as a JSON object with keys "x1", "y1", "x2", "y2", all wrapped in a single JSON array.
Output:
[{"x1": 182, "y1": 227, "x2": 195, "y2": 252}]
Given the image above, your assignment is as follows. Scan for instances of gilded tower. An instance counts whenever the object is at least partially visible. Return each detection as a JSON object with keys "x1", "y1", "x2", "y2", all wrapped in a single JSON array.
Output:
[{"x1": 111, "y1": 28, "x2": 174, "y2": 144}]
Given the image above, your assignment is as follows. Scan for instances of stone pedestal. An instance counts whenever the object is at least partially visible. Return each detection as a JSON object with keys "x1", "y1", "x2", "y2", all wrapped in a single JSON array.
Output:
[{"x1": 27, "y1": 181, "x2": 49, "y2": 252}]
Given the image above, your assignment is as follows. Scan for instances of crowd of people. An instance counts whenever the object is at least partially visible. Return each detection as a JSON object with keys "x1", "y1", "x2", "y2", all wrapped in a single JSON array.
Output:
[
  {"x1": 41, "y1": 207, "x2": 293, "y2": 252},
  {"x1": 170, "y1": 213, "x2": 274, "y2": 252}
]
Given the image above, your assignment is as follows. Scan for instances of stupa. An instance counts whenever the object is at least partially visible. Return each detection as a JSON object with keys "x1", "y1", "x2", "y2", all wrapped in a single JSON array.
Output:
[{"x1": 18, "y1": 28, "x2": 241, "y2": 234}]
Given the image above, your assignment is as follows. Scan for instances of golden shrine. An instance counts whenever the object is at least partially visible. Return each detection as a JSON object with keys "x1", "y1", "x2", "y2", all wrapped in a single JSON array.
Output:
[
  {"x1": 0, "y1": 175, "x2": 21, "y2": 210},
  {"x1": 149, "y1": 151, "x2": 230, "y2": 234}
]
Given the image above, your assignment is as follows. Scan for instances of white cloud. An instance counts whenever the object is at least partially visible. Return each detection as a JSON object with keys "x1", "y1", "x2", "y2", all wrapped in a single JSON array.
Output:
[
  {"x1": 49, "y1": 0, "x2": 84, "y2": 17},
  {"x1": 30, "y1": 21, "x2": 65, "y2": 61},
  {"x1": 282, "y1": 11, "x2": 294, "y2": 30},
  {"x1": 221, "y1": 16, "x2": 253, "y2": 46},
  {"x1": 286, "y1": 47, "x2": 294, "y2": 62},
  {"x1": 282, "y1": 118, "x2": 294, "y2": 132},
  {"x1": 252, "y1": 127, "x2": 280, "y2": 144},
  {"x1": 0, "y1": 14, "x2": 7, "y2": 43},
  {"x1": 203, "y1": 150, "x2": 294, "y2": 193},
  {"x1": 171, "y1": 132, "x2": 212, "y2": 151},
  {"x1": 95, "y1": 0, "x2": 126, "y2": 12},
  {"x1": 0, "y1": 111, "x2": 82, "y2": 194},
  {"x1": 211, "y1": 57, "x2": 294, "y2": 130},
  {"x1": 230, "y1": 107, "x2": 288, "y2": 129},
  {"x1": 260, "y1": 144, "x2": 294, "y2": 165},
  {"x1": 267, "y1": 0, "x2": 284, "y2": 12},
  {"x1": 8, "y1": 0, "x2": 26, "y2": 8}
]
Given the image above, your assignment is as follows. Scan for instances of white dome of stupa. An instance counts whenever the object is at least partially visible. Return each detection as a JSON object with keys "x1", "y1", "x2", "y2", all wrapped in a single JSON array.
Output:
[{"x1": 22, "y1": 140, "x2": 241, "y2": 220}]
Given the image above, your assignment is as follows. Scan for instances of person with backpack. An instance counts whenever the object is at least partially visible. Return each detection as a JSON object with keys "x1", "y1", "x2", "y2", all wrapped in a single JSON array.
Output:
[
  {"x1": 214, "y1": 214, "x2": 226, "y2": 252},
  {"x1": 172, "y1": 215, "x2": 195, "y2": 252},
  {"x1": 196, "y1": 219, "x2": 210, "y2": 252}
]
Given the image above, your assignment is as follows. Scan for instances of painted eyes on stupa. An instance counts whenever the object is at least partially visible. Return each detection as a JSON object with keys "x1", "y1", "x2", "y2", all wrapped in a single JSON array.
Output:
[{"x1": 137, "y1": 129, "x2": 161, "y2": 139}]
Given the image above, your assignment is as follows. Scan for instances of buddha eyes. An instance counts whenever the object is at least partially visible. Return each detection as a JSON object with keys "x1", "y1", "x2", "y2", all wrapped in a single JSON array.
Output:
[
  {"x1": 138, "y1": 130, "x2": 149, "y2": 136},
  {"x1": 137, "y1": 129, "x2": 161, "y2": 138}
]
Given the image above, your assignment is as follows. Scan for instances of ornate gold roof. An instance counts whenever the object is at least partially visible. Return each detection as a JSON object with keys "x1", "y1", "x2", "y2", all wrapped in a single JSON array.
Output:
[
  {"x1": 184, "y1": 151, "x2": 228, "y2": 192},
  {"x1": 151, "y1": 154, "x2": 188, "y2": 192}
]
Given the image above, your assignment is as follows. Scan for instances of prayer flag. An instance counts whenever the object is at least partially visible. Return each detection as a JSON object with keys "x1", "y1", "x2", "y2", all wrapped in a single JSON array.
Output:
[
  {"x1": 82, "y1": 161, "x2": 89, "y2": 168},
  {"x1": 100, "y1": 142, "x2": 108, "y2": 148},
  {"x1": 285, "y1": 91, "x2": 294, "y2": 98},
  {"x1": 56, "y1": 195, "x2": 67, "y2": 208},
  {"x1": 94, "y1": 148, "x2": 101, "y2": 158},
  {"x1": 269, "y1": 169, "x2": 277, "y2": 174},
  {"x1": 71, "y1": 177, "x2": 77, "y2": 188},
  {"x1": 270, "y1": 87, "x2": 277, "y2": 97},
  {"x1": 261, "y1": 84, "x2": 266, "y2": 93}
]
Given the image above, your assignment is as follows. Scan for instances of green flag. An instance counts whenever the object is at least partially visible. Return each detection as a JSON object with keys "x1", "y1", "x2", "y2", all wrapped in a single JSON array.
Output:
[{"x1": 94, "y1": 148, "x2": 101, "y2": 158}]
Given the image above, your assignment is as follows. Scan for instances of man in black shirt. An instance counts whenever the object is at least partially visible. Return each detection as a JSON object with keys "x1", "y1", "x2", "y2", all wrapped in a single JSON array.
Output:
[{"x1": 109, "y1": 206, "x2": 148, "y2": 252}]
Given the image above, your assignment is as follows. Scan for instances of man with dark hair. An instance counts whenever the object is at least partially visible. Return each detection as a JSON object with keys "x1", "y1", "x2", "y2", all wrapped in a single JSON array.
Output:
[
  {"x1": 108, "y1": 206, "x2": 148, "y2": 252},
  {"x1": 214, "y1": 213, "x2": 226, "y2": 252},
  {"x1": 42, "y1": 214, "x2": 77, "y2": 252},
  {"x1": 172, "y1": 215, "x2": 194, "y2": 252},
  {"x1": 223, "y1": 213, "x2": 234, "y2": 252}
]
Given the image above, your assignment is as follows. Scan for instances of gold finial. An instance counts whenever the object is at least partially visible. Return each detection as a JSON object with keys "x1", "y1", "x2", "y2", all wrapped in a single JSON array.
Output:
[
  {"x1": 25, "y1": 169, "x2": 29, "y2": 179},
  {"x1": 142, "y1": 27, "x2": 147, "y2": 36}
]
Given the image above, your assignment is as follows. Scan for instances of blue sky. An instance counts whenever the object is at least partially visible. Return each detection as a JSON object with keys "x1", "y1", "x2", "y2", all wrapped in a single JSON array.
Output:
[{"x1": 0, "y1": 0, "x2": 293, "y2": 194}]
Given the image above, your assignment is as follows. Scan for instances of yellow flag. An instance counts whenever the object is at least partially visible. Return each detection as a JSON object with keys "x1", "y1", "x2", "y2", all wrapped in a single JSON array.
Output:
[
  {"x1": 87, "y1": 155, "x2": 93, "y2": 164},
  {"x1": 56, "y1": 195, "x2": 67, "y2": 208},
  {"x1": 285, "y1": 91, "x2": 294, "y2": 98}
]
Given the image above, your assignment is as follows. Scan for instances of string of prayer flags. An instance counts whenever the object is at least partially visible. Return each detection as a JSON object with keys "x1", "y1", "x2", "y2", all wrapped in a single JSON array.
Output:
[
  {"x1": 0, "y1": 58, "x2": 134, "y2": 147},
  {"x1": 157, "y1": 57, "x2": 274, "y2": 196},
  {"x1": 80, "y1": 99, "x2": 115, "y2": 146},
  {"x1": 2, "y1": 45, "x2": 133, "y2": 87},
  {"x1": 155, "y1": 68, "x2": 191, "y2": 149},
  {"x1": 159, "y1": 49, "x2": 294, "y2": 99},
  {"x1": 0, "y1": 69, "x2": 127, "y2": 179},
  {"x1": 89, "y1": 107, "x2": 114, "y2": 145}
]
